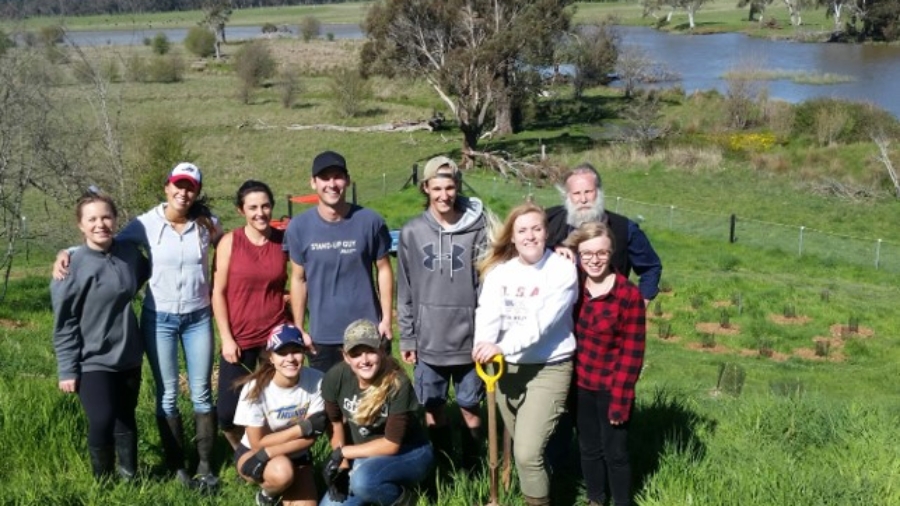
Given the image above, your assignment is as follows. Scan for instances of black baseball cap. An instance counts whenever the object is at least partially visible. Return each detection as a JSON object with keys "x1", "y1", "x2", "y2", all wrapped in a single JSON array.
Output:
[{"x1": 311, "y1": 151, "x2": 348, "y2": 178}]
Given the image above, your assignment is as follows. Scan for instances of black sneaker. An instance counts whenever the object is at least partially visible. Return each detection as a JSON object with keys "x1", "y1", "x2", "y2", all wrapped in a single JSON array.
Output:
[
  {"x1": 193, "y1": 473, "x2": 220, "y2": 494},
  {"x1": 255, "y1": 489, "x2": 282, "y2": 506}
]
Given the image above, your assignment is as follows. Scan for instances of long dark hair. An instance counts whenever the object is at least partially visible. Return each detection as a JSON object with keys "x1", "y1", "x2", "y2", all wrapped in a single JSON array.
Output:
[{"x1": 234, "y1": 352, "x2": 275, "y2": 403}]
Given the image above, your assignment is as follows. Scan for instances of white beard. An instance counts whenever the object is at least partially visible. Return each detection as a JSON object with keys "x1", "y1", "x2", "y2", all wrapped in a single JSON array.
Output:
[{"x1": 565, "y1": 190, "x2": 606, "y2": 228}]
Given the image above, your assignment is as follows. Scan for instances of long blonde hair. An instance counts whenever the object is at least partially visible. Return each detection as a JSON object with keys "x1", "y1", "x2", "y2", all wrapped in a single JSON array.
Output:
[
  {"x1": 354, "y1": 353, "x2": 404, "y2": 426},
  {"x1": 477, "y1": 203, "x2": 547, "y2": 277}
]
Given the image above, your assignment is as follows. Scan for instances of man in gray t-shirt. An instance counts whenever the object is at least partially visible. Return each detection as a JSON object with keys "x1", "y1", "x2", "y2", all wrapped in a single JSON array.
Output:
[{"x1": 284, "y1": 151, "x2": 393, "y2": 372}]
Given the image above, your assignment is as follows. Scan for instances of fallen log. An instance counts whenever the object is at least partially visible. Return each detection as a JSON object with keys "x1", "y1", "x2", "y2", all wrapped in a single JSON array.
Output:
[{"x1": 248, "y1": 118, "x2": 436, "y2": 133}]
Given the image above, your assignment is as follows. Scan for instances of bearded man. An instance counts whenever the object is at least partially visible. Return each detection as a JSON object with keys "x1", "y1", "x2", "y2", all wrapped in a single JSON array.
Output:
[{"x1": 546, "y1": 163, "x2": 662, "y2": 304}]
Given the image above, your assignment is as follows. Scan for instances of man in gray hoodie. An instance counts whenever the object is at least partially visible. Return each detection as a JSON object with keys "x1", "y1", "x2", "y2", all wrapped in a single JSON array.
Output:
[{"x1": 398, "y1": 156, "x2": 487, "y2": 471}]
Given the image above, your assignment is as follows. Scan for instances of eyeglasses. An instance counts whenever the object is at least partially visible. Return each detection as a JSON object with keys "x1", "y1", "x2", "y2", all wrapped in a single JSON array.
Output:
[{"x1": 578, "y1": 250, "x2": 611, "y2": 262}]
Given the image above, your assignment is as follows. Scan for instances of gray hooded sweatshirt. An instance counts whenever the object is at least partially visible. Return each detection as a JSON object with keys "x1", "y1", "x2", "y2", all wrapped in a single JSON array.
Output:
[
  {"x1": 118, "y1": 203, "x2": 219, "y2": 315},
  {"x1": 51, "y1": 242, "x2": 148, "y2": 380},
  {"x1": 397, "y1": 196, "x2": 487, "y2": 366}
]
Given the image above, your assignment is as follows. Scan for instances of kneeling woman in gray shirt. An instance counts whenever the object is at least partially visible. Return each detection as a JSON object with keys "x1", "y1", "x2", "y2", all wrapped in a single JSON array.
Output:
[{"x1": 51, "y1": 191, "x2": 149, "y2": 481}]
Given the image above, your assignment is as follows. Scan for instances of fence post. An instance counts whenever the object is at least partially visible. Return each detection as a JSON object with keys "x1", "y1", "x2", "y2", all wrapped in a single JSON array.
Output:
[
  {"x1": 729, "y1": 214, "x2": 736, "y2": 243},
  {"x1": 287, "y1": 194, "x2": 293, "y2": 217},
  {"x1": 875, "y1": 239, "x2": 882, "y2": 269},
  {"x1": 352, "y1": 182, "x2": 357, "y2": 204},
  {"x1": 669, "y1": 206, "x2": 675, "y2": 230},
  {"x1": 798, "y1": 226, "x2": 805, "y2": 256},
  {"x1": 382, "y1": 173, "x2": 387, "y2": 197},
  {"x1": 616, "y1": 196, "x2": 621, "y2": 213},
  {"x1": 412, "y1": 163, "x2": 418, "y2": 186}
]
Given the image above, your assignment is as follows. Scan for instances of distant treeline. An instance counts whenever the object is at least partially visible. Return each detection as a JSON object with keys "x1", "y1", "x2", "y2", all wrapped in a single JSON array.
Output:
[{"x1": 0, "y1": 0, "x2": 363, "y2": 20}]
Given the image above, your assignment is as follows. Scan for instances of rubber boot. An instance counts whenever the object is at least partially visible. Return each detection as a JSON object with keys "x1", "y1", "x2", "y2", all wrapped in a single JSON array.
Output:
[
  {"x1": 459, "y1": 424, "x2": 484, "y2": 473},
  {"x1": 193, "y1": 411, "x2": 220, "y2": 494},
  {"x1": 88, "y1": 445, "x2": 115, "y2": 481},
  {"x1": 156, "y1": 415, "x2": 192, "y2": 486},
  {"x1": 524, "y1": 496, "x2": 551, "y2": 506},
  {"x1": 427, "y1": 425, "x2": 455, "y2": 472},
  {"x1": 114, "y1": 430, "x2": 138, "y2": 481}
]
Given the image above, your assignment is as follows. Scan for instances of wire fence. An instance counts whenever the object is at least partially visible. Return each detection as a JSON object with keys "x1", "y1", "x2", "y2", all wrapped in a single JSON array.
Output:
[{"x1": 457, "y1": 171, "x2": 900, "y2": 274}]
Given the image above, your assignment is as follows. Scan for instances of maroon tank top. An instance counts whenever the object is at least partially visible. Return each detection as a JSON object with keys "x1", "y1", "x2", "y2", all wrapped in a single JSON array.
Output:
[{"x1": 225, "y1": 227, "x2": 288, "y2": 349}]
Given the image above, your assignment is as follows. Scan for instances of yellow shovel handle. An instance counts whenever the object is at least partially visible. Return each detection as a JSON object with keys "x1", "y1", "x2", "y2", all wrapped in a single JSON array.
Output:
[{"x1": 475, "y1": 354, "x2": 504, "y2": 393}]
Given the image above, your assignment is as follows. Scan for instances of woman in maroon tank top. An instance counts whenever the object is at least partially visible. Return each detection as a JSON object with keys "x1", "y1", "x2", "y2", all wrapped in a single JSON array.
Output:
[{"x1": 212, "y1": 180, "x2": 290, "y2": 449}]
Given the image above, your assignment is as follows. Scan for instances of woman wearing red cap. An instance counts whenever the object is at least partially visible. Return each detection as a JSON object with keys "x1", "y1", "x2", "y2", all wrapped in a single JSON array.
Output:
[{"x1": 54, "y1": 162, "x2": 223, "y2": 489}]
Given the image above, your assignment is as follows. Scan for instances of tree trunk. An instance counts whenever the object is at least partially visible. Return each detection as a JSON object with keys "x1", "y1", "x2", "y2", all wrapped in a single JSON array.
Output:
[
  {"x1": 494, "y1": 89, "x2": 514, "y2": 136},
  {"x1": 834, "y1": 4, "x2": 842, "y2": 29},
  {"x1": 461, "y1": 125, "x2": 480, "y2": 169},
  {"x1": 688, "y1": 8, "x2": 696, "y2": 29}
]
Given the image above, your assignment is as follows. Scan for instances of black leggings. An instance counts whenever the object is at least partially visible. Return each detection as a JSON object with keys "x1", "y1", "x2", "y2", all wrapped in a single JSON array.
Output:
[
  {"x1": 577, "y1": 387, "x2": 631, "y2": 506},
  {"x1": 217, "y1": 346, "x2": 263, "y2": 429},
  {"x1": 78, "y1": 368, "x2": 141, "y2": 447}
]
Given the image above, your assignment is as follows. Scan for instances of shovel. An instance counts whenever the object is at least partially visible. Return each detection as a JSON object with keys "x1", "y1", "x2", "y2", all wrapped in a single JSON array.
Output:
[{"x1": 476, "y1": 354, "x2": 505, "y2": 506}]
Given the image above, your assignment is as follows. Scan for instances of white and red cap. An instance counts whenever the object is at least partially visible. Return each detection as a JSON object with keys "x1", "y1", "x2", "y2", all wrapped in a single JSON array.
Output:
[{"x1": 167, "y1": 162, "x2": 202, "y2": 190}]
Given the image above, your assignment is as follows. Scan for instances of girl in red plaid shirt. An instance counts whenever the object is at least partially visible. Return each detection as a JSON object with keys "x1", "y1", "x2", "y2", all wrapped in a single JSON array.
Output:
[{"x1": 563, "y1": 222, "x2": 646, "y2": 506}]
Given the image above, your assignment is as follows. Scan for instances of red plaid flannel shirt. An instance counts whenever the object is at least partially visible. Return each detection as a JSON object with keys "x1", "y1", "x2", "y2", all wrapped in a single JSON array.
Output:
[{"x1": 574, "y1": 273, "x2": 646, "y2": 423}]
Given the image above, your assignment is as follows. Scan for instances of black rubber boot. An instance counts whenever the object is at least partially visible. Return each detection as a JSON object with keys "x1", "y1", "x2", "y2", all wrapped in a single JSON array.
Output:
[
  {"x1": 156, "y1": 415, "x2": 192, "y2": 486},
  {"x1": 88, "y1": 445, "x2": 115, "y2": 481},
  {"x1": 459, "y1": 424, "x2": 484, "y2": 473},
  {"x1": 193, "y1": 411, "x2": 220, "y2": 494},
  {"x1": 114, "y1": 430, "x2": 138, "y2": 481},
  {"x1": 428, "y1": 425, "x2": 455, "y2": 472}
]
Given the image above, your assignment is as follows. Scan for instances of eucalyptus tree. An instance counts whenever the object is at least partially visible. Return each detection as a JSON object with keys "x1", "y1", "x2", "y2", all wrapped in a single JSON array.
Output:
[{"x1": 361, "y1": 0, "x2": 573, "y2": 163}]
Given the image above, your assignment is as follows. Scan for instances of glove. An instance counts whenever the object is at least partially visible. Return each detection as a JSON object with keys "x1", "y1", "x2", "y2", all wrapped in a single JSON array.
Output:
[
  {"x1": 322, "y1": 447, "x2": 344, "y2": 487},
  {"x1": 328, "y1": 468, "x2": 350, "y2": 502},
  {"x1": 297, "y1": 411, "x2": 328, "y2": 438},
  {"x1": 239, "y1": 448, "x2": 270, "y2": 482}
]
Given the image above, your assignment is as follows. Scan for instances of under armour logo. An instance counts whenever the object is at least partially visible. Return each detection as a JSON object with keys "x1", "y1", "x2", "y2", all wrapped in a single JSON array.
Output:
[{"x1": 422, "y1": 242, "x2": 465, "y2": 272}]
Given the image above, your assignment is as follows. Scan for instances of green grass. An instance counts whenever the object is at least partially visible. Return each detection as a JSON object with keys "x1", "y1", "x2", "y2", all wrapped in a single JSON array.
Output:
[
  {"x1": 3, "y1": 30, "x2": 900, "y2": 505},
  {"x1": 3, "y1": 0, "x2": 839, "y2": 40}
]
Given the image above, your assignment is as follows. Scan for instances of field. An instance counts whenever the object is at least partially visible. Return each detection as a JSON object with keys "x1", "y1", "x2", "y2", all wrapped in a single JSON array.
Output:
[{"x1": 2, "y1": 6, "x2": 900, "y2": 506}]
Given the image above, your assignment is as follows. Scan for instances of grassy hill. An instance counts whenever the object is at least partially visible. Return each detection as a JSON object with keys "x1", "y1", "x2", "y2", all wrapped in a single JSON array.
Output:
[{"x1": 1, "y1": 22, "x2": 899, "y2": 506}]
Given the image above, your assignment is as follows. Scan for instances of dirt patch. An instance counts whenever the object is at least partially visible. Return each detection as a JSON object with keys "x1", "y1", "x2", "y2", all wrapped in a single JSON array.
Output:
[
  {"x1": 695, "y1": 322, "x2": 741, "y2": 335},
  {"x1": 711, "y1": 300, "x2": 733, "y2": 308},
  {"x1": 829, "y1": 323, "x2": 875, "y2": 339},
  {"x1": 648, "y1": 312, "x2": 673, "y2": 320},
  {"x1": 768, "y1": 314, "x2": 812, "y2": 325},
  {"x1": 737, "y1": 348, "x2": 790, "y2": 361},
  {"x1": 0, "y1": 318, "x2": 27, "y2": 329},
  {"x1": 793, "y1": 347, "x2": 846, "y2": 362}
]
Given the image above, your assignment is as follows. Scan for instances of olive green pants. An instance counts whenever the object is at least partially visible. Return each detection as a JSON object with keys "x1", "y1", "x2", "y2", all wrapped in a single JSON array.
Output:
[{"x1": 495, "y1": 360, "x2": 572, "y2": 499}]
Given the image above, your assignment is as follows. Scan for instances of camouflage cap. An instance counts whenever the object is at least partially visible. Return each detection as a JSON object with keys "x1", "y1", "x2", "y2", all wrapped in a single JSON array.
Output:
[{"x1": 343, "y1": 319, "x2": 383, "y2": 352}]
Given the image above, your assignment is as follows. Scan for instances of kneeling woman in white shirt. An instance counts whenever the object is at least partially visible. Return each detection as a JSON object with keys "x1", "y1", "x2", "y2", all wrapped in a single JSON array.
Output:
[{"x1": 234, "y1": 324, "x2": 327, "y2": 506}]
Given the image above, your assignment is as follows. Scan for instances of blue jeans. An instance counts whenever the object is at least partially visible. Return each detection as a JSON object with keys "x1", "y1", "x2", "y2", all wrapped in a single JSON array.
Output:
[
  {"x1": 142, "y1": 306, "x2": 214, "y2": 416},
  {"x1": 319, "y1": 443, "x2": 434, "y2": 506}
]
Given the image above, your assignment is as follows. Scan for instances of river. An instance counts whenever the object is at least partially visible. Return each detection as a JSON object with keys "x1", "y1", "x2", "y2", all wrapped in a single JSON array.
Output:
[{"x1": 64, "y1": 24, "x2": 900, "y2": 117}]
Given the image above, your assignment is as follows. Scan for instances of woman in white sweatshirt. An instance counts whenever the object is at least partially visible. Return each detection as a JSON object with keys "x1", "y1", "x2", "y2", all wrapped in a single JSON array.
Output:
[{"x1": 472, "y1": 203, "x2": 578, "y2": 506}]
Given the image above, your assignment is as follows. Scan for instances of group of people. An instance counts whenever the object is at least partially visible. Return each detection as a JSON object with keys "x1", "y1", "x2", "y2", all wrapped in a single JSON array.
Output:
[{"x1": 51, "y1": 150, "x2": 661, "y2": 506}]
